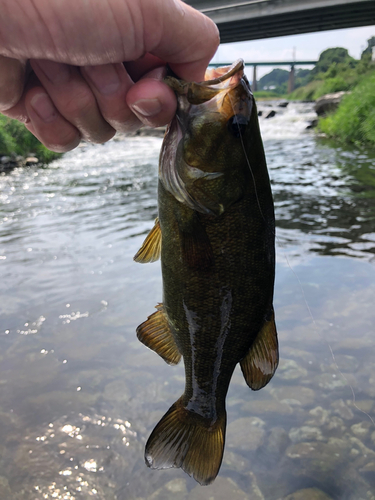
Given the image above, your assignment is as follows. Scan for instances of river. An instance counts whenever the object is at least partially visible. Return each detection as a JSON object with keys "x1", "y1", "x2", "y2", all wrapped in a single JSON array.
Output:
[{"x1": 1, "y1": 101, "x2": 375, "y2": 500}]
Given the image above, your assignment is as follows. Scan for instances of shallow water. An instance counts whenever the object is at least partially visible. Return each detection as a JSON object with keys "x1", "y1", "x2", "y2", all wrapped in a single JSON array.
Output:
[{"x1": 1, "y1": 103, "x2": 375, "y2": 500}]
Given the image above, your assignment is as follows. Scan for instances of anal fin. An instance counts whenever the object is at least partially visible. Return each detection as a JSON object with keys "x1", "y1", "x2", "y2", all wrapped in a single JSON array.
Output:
[
  {"x1": 136, "y1": 304, "x2": 181, "y2": 365},
  {"x1": 240, "y1": 310, "x2": 279, "y2": 391},
  {"x1": 134, "y1": 218, "x2": 161, "y2": 263}
]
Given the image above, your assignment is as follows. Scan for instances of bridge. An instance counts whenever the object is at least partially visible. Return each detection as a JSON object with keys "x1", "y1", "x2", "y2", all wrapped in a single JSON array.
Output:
[
  {"x1": 209, "y1": 60, "x2": 317, "y2": 91},
  {"x1": 185, "y1": 0, "x2": 375, "y2": 43}
]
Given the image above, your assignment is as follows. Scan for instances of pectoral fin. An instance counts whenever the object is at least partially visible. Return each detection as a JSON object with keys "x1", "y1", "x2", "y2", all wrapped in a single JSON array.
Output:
[
  {"x1": 240, "y1": 310, "x2": 278, "y2": 391},
  {"x1": 134, "y1": 218, "x2": 161, "y2": 263},
  {"x1": 136, "y1": 304, "x2": 181, "y2": 365}
]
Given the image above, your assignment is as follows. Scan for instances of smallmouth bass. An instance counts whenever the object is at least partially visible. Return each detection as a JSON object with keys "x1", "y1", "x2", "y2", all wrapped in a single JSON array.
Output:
[{"x1": 134, "y1": 59, "x2": 278, "y2": 485}]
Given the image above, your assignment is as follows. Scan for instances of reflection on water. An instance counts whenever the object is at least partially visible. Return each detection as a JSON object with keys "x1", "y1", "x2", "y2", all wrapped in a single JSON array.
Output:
[{"x1": 1, "y1": 104, "x2": 375, "y2": 499}]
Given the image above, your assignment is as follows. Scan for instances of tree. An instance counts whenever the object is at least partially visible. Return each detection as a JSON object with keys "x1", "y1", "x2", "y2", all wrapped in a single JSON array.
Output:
[
  {"x1": 311, "y1": 48, "x2": 355, "y2": 77},
  {"x1": 361, "y1": 36, "x2": 375, "y2": 58}
]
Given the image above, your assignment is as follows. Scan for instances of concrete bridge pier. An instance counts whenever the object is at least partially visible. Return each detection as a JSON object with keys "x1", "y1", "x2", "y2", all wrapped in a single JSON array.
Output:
[
  {"x1": 288, "y1": 65, "x2": 295, "y2": 93},
  {"x1": 252, "y1": 65, "x2": 257, "y2": 91}
]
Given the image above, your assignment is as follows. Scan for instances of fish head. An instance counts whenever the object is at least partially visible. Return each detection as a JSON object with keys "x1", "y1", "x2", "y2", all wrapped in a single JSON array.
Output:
[{"x1": 160, "y1": 60, "x2": 261, "y2": 215}]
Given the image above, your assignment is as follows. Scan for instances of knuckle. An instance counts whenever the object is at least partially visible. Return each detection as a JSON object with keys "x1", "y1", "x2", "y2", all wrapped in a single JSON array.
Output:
[{"x1": 62, "y1": 87, "x2": 96, "y2": 119}]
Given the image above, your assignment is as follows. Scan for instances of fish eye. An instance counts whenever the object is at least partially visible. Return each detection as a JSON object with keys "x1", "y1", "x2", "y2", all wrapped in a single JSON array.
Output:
[{"x1": 227, "y1": 114, "x2": 248, "y2": 138}]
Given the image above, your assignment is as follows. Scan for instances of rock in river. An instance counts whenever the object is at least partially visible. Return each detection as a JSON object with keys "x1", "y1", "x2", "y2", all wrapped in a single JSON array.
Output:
[{"x1": 283, "y1": 487, "x2": 334, "y2": 500}]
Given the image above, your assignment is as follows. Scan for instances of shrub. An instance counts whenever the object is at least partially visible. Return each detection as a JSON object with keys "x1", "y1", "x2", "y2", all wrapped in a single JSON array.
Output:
[
  {"x1": 0, "y1": 115, "x2": 60, "y2": 163},
  {"x1": 318, "y1": 71, "x2": 375, "y2": 147}
]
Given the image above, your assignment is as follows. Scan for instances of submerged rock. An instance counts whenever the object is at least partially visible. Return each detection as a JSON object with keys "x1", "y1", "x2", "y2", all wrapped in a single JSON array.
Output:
[
  {"x1": 331, "y1": 399, "x2": 354, "y2": 420},
  {"x1": 351, "y1": 421, "x2": 372, "y2": 438},
  {"x1": 289, "y1": 425, "x2": 324, "y2": 443},
  {"x1": 283, "y1": 487, "x2": 333, "y2": 500},
  {"x1": 277, "y1": 359, "x2": 308, "y2": 380},
  {"x1": 266, "y1": 427, "x2": 290, "y2": 456},
  {"x1": 270, "y1": 386, "x2": 315, "y2": 407},
  {"x1": 227, "y1": 417, "x2": 266, "y2": 451},
  {"x1": 188, "y1": 476, "x2": 261, "y2": 500},
  {"x1": 241, "y1": 399, "x2": 293, "y2": 415},
  {"x1": 148, "y1": 478, "x2": 187, "y2": 500},
  {"x1": 265, "y1": 110, "x2": 276, "y2": 119}
]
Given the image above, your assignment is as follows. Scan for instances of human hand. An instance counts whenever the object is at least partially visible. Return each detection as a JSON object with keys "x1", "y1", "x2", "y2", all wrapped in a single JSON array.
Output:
[{"x1": 0, "y1": 0, "x2": 219, "y2": 152}]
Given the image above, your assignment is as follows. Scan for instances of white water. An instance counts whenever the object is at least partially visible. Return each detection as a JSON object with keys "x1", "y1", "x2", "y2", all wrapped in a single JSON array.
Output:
[{"x1": 257, "y1": 100, "x2": 317, "y2": 140}]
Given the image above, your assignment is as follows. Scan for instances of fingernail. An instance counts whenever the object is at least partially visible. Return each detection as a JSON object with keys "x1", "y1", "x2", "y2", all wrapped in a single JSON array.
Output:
[
  {"x1": 30, "y1": 93, "x2": 57, "y2": 123},
  {"x1": 34, "y1": 60, "x2": 70, "y2": 84},
  {"x1": 131, "y1": 98, "x2": 162, "y2": 117},
  {"x1": 83, "y1": 64, "x2": 121, "y2": 95}
]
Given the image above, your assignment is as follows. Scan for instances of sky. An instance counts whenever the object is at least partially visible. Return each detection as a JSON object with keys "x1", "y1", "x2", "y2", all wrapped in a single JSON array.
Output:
[{"x1": 211, "y1": 24, "x2": 375, "y2": 79}]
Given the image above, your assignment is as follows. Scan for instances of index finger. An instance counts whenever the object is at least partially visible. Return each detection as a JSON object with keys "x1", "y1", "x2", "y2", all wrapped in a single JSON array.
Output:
[{"x1": 143, "y1": 0, "x2": 220, "y2": 82}]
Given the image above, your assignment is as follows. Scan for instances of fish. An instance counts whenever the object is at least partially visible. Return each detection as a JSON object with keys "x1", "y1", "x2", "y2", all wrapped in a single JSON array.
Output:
[{"x1": 133, "y1": 59, "x2": 278, "y2": 485}]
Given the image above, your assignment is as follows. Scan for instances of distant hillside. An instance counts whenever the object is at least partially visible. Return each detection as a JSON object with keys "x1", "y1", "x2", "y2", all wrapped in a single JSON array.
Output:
[{"x1": 258, "y1": 68, "x2": 311, "y2": 95}]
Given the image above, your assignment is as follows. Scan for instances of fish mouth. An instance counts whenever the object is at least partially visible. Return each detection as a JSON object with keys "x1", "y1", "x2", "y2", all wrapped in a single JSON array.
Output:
[{"x1": 203, "y1": 59, "x2": 245, "y2": 88}]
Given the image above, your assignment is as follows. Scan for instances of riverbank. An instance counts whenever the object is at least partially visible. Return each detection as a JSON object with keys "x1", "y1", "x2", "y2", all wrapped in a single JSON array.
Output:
[
  {"x1": 318, "y1": 71, "x2": 375, "y2": 148},
  {"x1": 0, "y1": 114, "x2": 61, "y2": 170}
]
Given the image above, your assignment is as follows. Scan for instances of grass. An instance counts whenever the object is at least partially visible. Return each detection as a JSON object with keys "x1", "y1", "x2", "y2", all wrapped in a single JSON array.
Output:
[
  {"x1": 318, "y1": 71, "x2": 375, "y2": 148},
  {"x1": 0, "y1": 115, "x2": 61, "y2": 163}
]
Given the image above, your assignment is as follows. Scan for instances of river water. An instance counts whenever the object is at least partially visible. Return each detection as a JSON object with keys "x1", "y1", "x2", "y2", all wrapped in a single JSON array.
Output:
[{"x1": 1, "y1": 102, "x2": 375, "y2": 500}]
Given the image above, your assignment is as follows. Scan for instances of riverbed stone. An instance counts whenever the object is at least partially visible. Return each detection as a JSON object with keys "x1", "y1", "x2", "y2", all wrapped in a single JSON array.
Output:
[
  {"x1": 103, "y1": 378, "x2": 131, "y2": 403},
  {"x1": 270, "y1": 386, "x2": 315, "y2": 406},
  {"x1": 266, "y1": 427, "x2": 290, "y2": 456},
  {"x1": 325, "y1": 416, "x2": 346, "y2": 433},
  {"x1": 227, "y1": 417, "x2": 266, "y2": 451},
  {"x1": 351, "y1": 421, "x2": 373, "y2": 438},
  {"x1": 0, "y1": 476, "x2": 12, "y2": 499},
  {"x1": 148, "y1": 478, "x2": 187, "y2": 500},
  {"x1": 354, "y1": 400, "x2": 374, "y2": 413},
  {"x1": 222, "y1": 450, "x2": 251, "y2": 473},
  {"x1": 313, "y1": 373, "x2": 347, "y2": 390},
  {"x1": 241, "y1": 399, "x2": 293, "y2": 415},
  {"x1": 289, "y1": 425, "x2": 324, "y2": 443},
  {"x1": 283, "y1": 487, "x2": 334, "y2": 500},
  {"x1": 331, "y1": 399, "x2": 354, "y2": 420},
  {"x1": 188, "y1": 476, "x2": 262, "y2": 500},
  {"x1": 306, "y1": 406, "x2": 330, "y2": 426},
  {"x1": 281, "y1": 346, "x2": 317, "y2": 365},
  {"x1": 277, "y1": 359, "x2": 308, "y2": 380}
]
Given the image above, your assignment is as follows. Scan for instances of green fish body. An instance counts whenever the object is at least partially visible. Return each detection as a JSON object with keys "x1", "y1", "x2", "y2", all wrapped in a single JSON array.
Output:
[{"x1": 134, "y1": 60, "x2": 278, "y2": 485}]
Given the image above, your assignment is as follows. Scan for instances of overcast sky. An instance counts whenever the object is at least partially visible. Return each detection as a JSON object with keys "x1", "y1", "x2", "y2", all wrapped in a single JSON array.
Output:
[{"x1": 211, "y1": 24, "x2": 375, "y2": 79}]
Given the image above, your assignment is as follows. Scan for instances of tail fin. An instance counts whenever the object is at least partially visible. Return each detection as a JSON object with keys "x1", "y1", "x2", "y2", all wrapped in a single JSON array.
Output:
[{"x1": 145, "y1": 398, "x2": 226, "y2": 485}]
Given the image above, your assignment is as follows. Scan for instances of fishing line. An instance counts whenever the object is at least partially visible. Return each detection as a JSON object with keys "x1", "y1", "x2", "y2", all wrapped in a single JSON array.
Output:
[{"x1": 228, "y1": 88, "x2": 374, "y2": 427}]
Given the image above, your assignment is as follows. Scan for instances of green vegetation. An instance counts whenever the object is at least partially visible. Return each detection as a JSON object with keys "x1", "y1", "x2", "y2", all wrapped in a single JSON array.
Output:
[
  {"x1": 318, "y1": 71, "x2": 375, "y2": 148},
  {"x1": 0, "y1": 114, "x2": 61, "y2": 163},
  {"x1": 289, "y1": 46, "x2": 373, "y2": 101}
]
